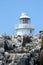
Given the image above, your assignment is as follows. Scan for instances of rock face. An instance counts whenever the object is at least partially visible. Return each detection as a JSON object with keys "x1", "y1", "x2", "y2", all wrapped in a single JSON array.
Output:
[
  {"x1": 0, "y1": 34, "x2": 41, "y2": 65},
  {"x1": 22, "y1": 35, "x2": 32, "y2": 47}
]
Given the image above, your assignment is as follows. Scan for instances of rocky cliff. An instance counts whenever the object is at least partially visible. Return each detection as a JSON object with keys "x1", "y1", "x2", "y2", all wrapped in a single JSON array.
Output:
[{"x1": 0, "y1": 34, "x2": 41, "y2": 65}]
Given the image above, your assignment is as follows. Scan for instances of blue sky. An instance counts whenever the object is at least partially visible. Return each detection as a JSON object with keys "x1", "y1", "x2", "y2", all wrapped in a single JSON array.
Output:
[{"x1": 0, "y1": 0, "x2": 43, "y2": 35}]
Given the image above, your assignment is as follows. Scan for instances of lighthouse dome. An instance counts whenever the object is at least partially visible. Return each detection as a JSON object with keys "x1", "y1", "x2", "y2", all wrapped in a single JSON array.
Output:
[{"x1": 20, "y1": 13, "x2": 30, "y2": 19}]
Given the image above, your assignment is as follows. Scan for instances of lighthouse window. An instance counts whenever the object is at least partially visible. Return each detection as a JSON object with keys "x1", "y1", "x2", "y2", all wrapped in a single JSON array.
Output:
[
  {"x1": 20, "y1": 19, "x2": 28, "y2": 24},
  {"x1": 20, "y1": 19, "x2": 25, "y2": 23},
  {"x1": 25, "y1": 19, "x2": 28, "y2": 23},
  {"x1": 23, "y1": 19, "x2": 25, "y2": 23},
  {"x1": 23, "y1": 19, "x2": 28, "y2": 24}
]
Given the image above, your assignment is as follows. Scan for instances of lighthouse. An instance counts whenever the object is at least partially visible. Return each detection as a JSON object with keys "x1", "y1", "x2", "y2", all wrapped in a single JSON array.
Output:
[{"x1": 16, "y1": 13, "x2": 34, "y2": 36}]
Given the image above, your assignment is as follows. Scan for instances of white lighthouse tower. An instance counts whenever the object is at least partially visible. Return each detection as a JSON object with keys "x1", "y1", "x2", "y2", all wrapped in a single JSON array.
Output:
[{"x1": 16, "y1": 13, "x2": 34, "y2": 36}]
